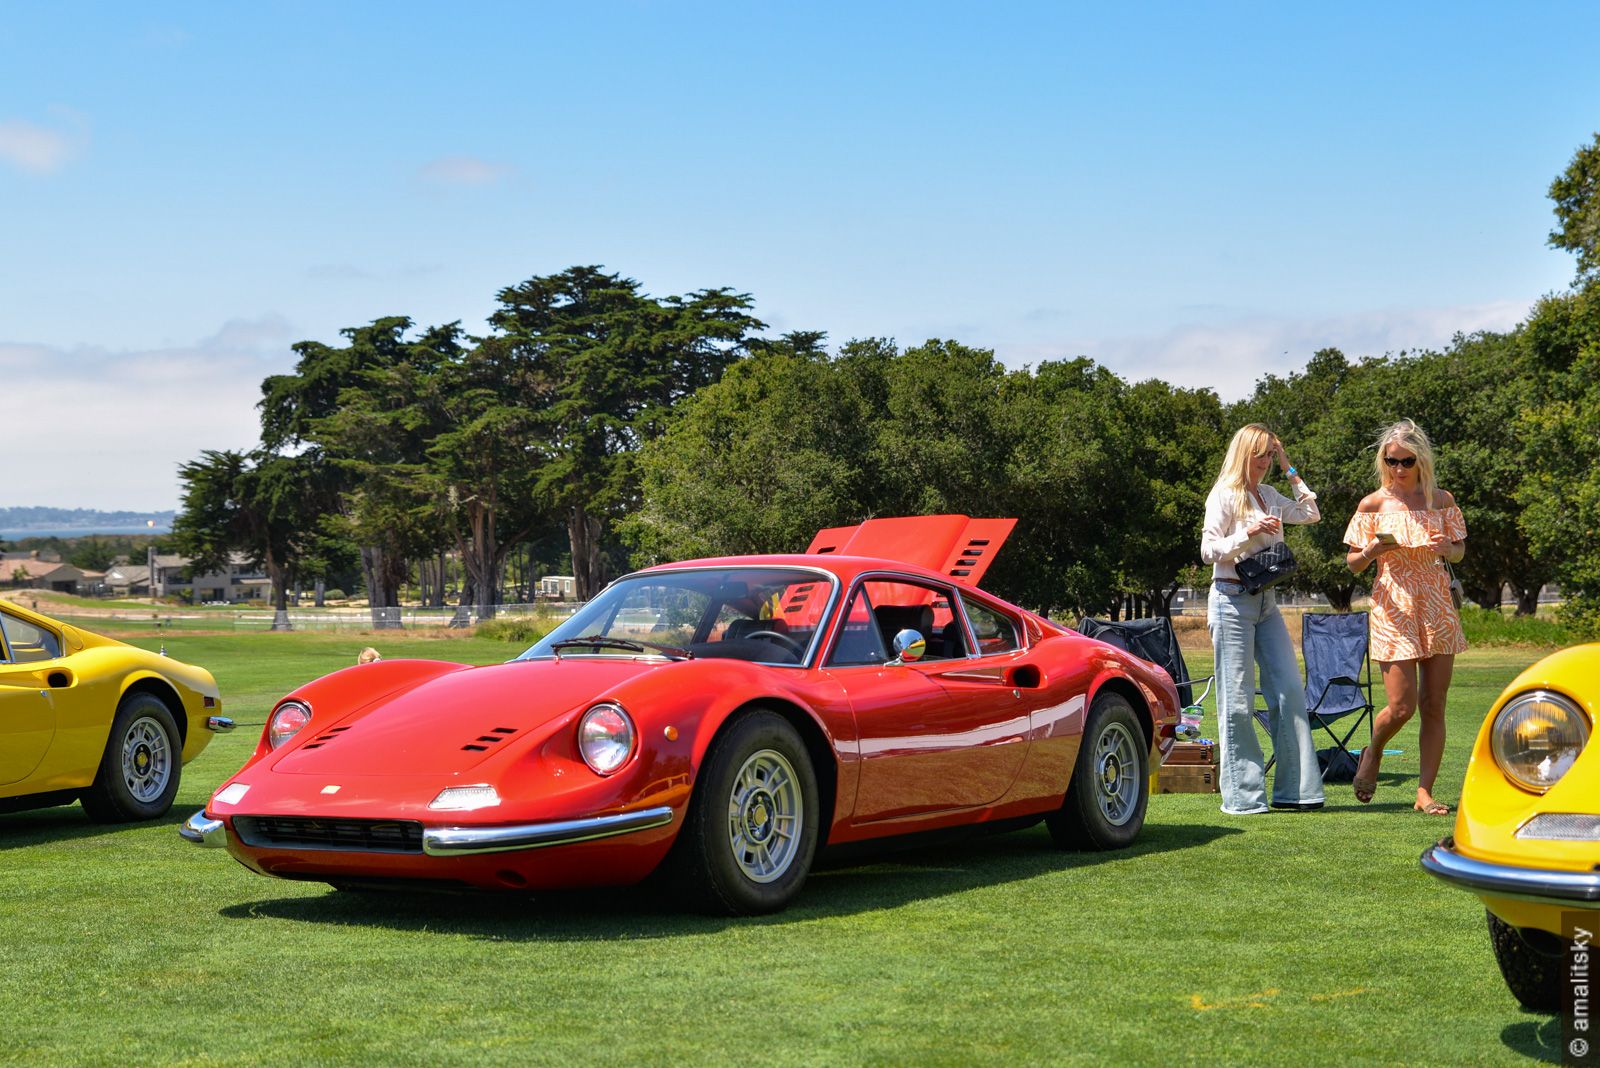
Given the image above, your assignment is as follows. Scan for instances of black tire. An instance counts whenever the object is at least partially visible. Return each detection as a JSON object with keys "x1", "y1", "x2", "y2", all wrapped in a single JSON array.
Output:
[
  {"x1": 1047, "y1": 691, "x2": 1148, "y2": 850},
  {"x1": 80, "y1": 693, "x2": 182, "y2": 823},
  {"x1": 1488, "y1": 910, "x2": 1562, "y2": 1013},
  {"x1": 667, "y1": 710, "x2": 819, "y2": 916}
]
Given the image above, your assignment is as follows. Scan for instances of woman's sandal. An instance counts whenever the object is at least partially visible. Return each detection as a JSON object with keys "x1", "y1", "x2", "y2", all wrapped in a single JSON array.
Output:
[{"x1": 1415, "y1": 799, "x2": 1452, "y2": 816}]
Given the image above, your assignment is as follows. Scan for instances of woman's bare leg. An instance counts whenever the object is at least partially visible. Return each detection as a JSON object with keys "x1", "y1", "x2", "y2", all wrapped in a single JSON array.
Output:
[
  {"x1": 1414, "y1": 654, "x2": 1455, "y2": 812},
  {"x1": 1354, "y1": 659, "x2": 1418, "y2": 797}
]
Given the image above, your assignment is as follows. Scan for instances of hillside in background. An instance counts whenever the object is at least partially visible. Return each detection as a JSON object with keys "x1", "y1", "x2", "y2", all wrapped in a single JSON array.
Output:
[{"x1": 0, "y1": 506, "x2": 175, "y2": 534}]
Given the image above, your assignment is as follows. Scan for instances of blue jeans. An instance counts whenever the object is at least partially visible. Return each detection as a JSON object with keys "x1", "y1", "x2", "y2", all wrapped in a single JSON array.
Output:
[{"x1": 1208, "y1": 581, "x2": 1324, "y2": 814}]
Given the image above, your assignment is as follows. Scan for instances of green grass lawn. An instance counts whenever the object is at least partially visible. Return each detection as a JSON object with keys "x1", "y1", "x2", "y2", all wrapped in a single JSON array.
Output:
[{"x1": 0, "y1": 631, "x2": 1572, "y2": 1065}]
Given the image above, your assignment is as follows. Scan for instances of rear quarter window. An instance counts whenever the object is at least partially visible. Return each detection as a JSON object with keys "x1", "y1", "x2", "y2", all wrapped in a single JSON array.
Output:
[{"x1": 963, "y1": 598, "x2": 1020, "y2": 656}]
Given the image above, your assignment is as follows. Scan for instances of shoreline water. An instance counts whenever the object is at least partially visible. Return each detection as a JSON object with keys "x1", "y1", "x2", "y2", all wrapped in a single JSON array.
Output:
[{"x1": 1, "y1": 526, "x2": 172, "y2": 540}]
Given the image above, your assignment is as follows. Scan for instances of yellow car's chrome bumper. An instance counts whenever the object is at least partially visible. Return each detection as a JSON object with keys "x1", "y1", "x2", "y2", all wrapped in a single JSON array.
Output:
[{"x1": 1421, "y1": 837, "x2": 1600, "y2": 908}]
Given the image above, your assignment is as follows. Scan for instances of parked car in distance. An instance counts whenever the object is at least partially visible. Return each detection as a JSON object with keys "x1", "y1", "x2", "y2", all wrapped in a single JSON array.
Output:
[
  {"x1": 0, "y1": 598, "x2": 230, "y2": 822},
  {"x1": 1421, "y1": 643, "x2": 1600, "y2": 1011},
  {"x1": 183, "y1": 516, "x2": 1181, "y2": 914}
]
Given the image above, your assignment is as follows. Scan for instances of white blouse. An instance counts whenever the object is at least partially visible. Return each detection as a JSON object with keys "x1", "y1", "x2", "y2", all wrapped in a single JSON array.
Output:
[{"x1": 1201, "y1": 478, "x2": 1321, "y2": 582}]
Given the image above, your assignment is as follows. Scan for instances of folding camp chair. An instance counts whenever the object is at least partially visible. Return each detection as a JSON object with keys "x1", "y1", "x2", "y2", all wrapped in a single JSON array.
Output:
[
  {"x1": 1076, "y1": 616, "x2": 1214, "y2": 738},
  {"x1": 1256, "y1": 611, "x2": 1375, "y2": 779}
]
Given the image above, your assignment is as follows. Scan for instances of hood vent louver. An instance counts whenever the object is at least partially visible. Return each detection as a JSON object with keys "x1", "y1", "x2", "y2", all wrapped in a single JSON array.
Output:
[
  {"x1": 462, "y1": 726, "x2": 518, "y2": 752},
  {"x1": 301, "y1": 725, "x2": 353, "y2": 750}
]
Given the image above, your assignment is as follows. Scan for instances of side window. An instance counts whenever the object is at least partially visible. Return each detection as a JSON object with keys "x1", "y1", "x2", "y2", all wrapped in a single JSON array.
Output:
[
  {"x1": 827, "y1": 589, "x2": 887, "y2": 666},
  {"x1": 829, "y1": 578, "x2": 965, "y2": 665},
  {"x1": 963, "y1": 598, "x2": 1020, "y2": 656},
  {"x1": 0, "y1": 613, "x2": 63, "y2": 663}
]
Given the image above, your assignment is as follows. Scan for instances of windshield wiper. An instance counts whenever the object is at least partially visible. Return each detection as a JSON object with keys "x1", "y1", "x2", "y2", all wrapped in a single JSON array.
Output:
[{"x1": 549, "y1": 635, "x2": 693, "y2": 660}]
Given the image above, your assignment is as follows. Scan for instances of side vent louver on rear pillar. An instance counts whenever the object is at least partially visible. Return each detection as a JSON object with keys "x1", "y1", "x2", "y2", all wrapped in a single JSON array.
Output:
[{"x1": 949, "y1": 539, "x2": 990, "y2": 579}]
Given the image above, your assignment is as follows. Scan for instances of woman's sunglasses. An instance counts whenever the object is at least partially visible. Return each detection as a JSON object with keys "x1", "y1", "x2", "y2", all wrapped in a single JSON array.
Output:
[{"x1": 1383, "y1": 456, "x2": 1417, "y2": 469}]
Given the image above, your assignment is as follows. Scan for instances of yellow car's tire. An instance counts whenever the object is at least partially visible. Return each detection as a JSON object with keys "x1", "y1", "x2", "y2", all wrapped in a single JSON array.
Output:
[
  {"x1": 81, "y1": 694, "x2": 182, "y2": 823},
  {"x1": 1487, "y1": 910, "x2": 1561, "y2": 1013}
]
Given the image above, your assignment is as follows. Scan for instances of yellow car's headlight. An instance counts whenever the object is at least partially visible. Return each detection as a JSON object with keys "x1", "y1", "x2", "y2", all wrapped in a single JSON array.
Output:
[{"x1": 1490, "y1": 690, "x2": 1590, "y2": 793}]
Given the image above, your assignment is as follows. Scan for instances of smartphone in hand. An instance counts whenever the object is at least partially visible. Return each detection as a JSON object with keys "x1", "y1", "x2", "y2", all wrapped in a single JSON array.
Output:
[{"x1": 1374, "y1": 531, "x2": 1398, "y2": 545}]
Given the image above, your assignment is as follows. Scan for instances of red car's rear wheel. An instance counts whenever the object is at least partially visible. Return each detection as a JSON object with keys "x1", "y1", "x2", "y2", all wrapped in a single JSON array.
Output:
[{"x1": 1047, "y1": 691, "x2": 1148, "y2": 850}]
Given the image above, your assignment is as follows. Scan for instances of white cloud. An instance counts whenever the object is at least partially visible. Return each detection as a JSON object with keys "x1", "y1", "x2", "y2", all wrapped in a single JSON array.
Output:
[
  {"x1": 200, "y1": 313, "x2": 294, "y2": 351},
  {"x1": 996, "y1": 299, "x2": 1534, "y2": 401},
  {"x1": 417, "y1": 154, "x2": 513, "y2": 186},
  {"x1": 0, "y1": 119, "x2": 76, "y2": 175},
  {"x1": 0, "y1": 317, "x2": 298, "y2": 510}
]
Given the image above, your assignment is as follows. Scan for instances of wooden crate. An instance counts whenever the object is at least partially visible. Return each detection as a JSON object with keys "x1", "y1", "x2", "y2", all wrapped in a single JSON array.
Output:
[
  {"x1": 1157, "y1": 762, "x2": 1218, "y2": 793},
  {"x1": 1165, "y1": 741, "x2": 1216, "y2": 766}
]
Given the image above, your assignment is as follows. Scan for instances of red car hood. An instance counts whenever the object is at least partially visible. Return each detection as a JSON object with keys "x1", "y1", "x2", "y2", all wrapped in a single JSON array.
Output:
[{"x1": 271, "y1": 657, "x2": 659, "y2": 777}]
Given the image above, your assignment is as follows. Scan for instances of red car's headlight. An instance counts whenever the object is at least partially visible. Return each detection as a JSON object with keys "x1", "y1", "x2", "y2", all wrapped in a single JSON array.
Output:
[
  {"x1": 268, "y1": 700, "x2": 312, "y2": 750},
  {"x1": 578, "y1": 703, "x2": 635, "y2": 775}
]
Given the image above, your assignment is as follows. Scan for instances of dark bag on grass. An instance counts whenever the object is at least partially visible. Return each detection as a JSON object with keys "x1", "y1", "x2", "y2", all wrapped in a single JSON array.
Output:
[
  {"x1": 1317, "y1": 746, "x2": 1360, "y2": 783},
  {"x1": 1235, "y1": 540, "x2": 1298, "y2": 595}
]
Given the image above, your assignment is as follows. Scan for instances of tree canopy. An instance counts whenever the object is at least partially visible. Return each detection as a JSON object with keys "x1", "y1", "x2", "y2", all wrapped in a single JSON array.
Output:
[{"x1": 167, "y1": 133, "x2": 1600, "y2": 636}]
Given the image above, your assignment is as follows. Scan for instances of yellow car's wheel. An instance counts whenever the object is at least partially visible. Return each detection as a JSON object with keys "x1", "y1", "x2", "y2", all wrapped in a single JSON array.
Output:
[
  {"x1": 81, "y1": 694, "x2": 182, "y2": 823},
  {"x1": 1487, "y1": 910, "x2": 1561, "y2": 1013}
]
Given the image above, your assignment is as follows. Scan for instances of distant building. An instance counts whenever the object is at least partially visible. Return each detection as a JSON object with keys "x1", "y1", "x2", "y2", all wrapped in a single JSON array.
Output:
[
  {"x1": 2, "y1": 558, "x2": 86, "y2": 593},
  {"x1": 104, "y1": 563, "x2": 151, "y2": 597},
  {"x1": 537, "y1": 575, "x2": 578, "y2": 600},
  {"x1": 1, "y1": 549, "x2": 62, "y2": 563},
  {"x1": 149, "y1": 553, "x2": 270, "y2": 603}
]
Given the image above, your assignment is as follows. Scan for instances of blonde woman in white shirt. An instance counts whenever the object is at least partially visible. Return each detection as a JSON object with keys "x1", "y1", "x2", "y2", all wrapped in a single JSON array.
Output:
[{"x1": 1201, "y1": 424, "x2": 1324, "y2": 814}]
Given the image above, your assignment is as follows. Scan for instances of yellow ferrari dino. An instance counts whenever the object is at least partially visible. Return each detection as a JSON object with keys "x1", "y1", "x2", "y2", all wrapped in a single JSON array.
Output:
[
  {"x1": 1421, "y1": 643, "x2": 1600, "y2": 1012},
  {"x1": 0, "y1": 598, "x2": 229, "y2": 822}
]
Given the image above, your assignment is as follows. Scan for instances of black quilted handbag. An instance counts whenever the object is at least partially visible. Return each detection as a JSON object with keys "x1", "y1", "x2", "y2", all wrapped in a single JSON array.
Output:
[{"x1": 1234, "y1": 540, "x2": 1298, "y2": 595}]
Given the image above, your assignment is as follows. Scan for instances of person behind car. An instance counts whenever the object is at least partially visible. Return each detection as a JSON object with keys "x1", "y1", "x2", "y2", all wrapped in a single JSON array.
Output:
[
  {"x1": 1201, "y1": 423, "x2": 1324, "y2": 814},
  {"x1": 1343, "y1": 419, "x2": 1466, "y2": 815}
]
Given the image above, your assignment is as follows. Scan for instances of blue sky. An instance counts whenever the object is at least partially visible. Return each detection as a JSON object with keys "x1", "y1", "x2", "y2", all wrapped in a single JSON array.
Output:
[{"x1": 3, "y1": 3, "x2": 1597, "y2": 510}]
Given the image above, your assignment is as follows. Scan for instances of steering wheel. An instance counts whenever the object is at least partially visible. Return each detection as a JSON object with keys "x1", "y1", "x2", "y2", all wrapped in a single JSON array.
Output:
[{"x1": 743, "y1": 630, "x2": 805, "y2": 658}]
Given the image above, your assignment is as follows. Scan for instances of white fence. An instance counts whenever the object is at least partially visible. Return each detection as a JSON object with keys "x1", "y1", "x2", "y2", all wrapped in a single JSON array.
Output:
[
  {"x1": 57, "y1": 602, "x2": 583, "y2": 632},
  {"x1": 236, "y1": 602, "x2": 584, "y2": 630}
]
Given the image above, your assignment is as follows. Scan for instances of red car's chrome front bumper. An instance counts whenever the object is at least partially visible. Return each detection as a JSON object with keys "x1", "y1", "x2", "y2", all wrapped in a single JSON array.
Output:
[
  {"x1": 422, "y1": 807, "x2": 674, "y2": 855},
  {"x1": 179, "y1": 806, "x2": 674, "y2": 855},
  {"x1": 180, "y1": 812, "x2": 228, "y2": 846}
]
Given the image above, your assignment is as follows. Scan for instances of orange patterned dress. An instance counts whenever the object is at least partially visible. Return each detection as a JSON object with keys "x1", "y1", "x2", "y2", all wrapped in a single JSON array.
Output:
[{"x1": 1342, "y1": 506, "x2": 1468, "y2": 662}]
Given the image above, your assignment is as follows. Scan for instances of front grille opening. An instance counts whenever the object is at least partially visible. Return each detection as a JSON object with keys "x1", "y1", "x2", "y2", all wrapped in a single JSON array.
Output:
[{"x1": 234, "y1": 816, "x2": 423, "y2": 853}]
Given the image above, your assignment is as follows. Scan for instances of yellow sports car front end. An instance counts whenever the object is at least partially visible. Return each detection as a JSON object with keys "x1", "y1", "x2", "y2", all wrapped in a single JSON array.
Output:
[{"x1": 1420, "y1": 643, "x2": 1600, "y2": 1011}]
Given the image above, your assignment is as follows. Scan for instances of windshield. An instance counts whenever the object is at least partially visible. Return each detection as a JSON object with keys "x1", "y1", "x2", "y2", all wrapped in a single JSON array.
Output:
[{"x1": 520, "y1": 567, "x2": 836, "y2": 666}]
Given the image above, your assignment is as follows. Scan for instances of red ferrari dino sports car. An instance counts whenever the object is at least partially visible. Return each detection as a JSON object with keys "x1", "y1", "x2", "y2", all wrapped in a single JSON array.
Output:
[{"x1": 182, "y1": 516, "x2": 1180, "y2": 913}]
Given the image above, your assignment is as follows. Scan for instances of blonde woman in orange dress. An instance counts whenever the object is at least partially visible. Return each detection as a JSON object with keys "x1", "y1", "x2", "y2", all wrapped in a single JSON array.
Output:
[{"x1": 1343, "y1": 419, "x2": 1467, "y2": 815}]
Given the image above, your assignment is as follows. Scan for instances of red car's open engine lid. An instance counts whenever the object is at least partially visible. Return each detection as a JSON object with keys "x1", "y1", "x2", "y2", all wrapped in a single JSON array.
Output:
[{"x1": 803, "y1": 515, "x2": 1016, "y2": 587}]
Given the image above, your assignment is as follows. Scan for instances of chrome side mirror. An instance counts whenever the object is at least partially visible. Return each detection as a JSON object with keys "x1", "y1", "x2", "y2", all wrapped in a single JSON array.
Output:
[{"x1": 889, "y1": 629, "x2": 926, "y2": 664}]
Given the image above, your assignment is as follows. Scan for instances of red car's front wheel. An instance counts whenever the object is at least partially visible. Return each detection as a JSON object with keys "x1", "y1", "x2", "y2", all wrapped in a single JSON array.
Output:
[{"x1": 669, "y1": 710, "x2": 819, "y2": 915}]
